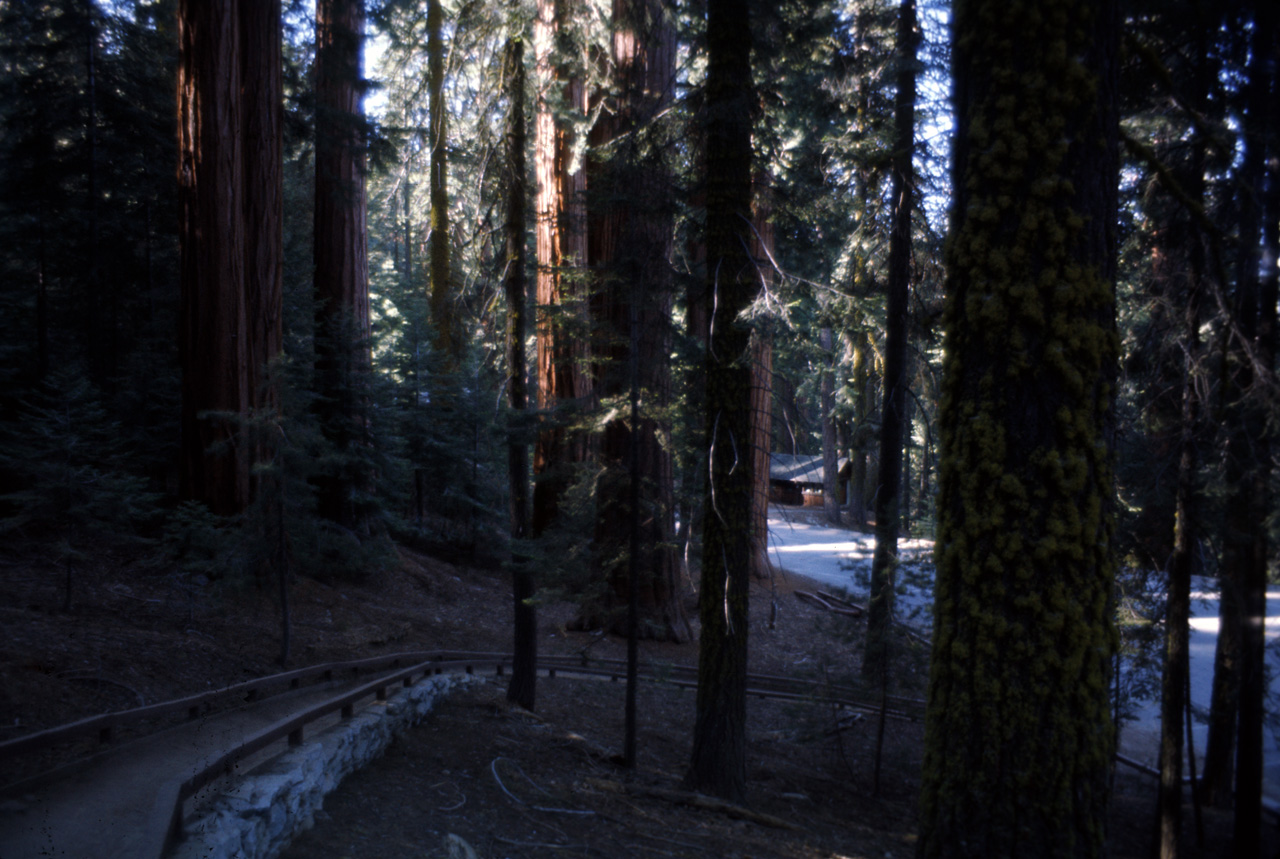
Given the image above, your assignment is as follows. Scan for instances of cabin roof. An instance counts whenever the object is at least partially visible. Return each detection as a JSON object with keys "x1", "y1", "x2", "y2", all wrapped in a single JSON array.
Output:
[{"x1": 769, "y1": 453, "x2": 849, "y2": 486}]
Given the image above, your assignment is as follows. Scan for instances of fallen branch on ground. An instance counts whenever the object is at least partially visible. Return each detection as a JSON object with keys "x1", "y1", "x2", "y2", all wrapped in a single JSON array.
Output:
[
  {"x1": 818, "y1": 590, "x2": 864, "y2": 611},
  {"x1": 585, "y1": 778, "x2": 801, "y2": 831},
  {"x1": 491, "y1": 757, "x2": 595, "y2": 815},
  {"x1": 823, "y1": 710, "x2": 865, "y2": 737},
  {"x1": 795, "y1": 590, "x2": 863, "y2": 617}
]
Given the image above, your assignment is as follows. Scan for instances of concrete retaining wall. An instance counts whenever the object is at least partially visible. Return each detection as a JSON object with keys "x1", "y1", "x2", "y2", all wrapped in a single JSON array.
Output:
[{"x1": 171, "y1": 673, "x2": 479, "y2": 859}]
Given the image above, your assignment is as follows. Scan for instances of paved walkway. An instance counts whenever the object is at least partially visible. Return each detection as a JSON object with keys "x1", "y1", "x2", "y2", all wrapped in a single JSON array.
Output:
[{"x1": 0, "y1": 678, "x2": 367, "y2": 859}]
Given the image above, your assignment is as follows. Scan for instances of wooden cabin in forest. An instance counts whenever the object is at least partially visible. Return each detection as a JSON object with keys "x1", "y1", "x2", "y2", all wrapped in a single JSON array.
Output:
[{"x1": 768, "y1": 454, "x2": 850, "y2": 506}]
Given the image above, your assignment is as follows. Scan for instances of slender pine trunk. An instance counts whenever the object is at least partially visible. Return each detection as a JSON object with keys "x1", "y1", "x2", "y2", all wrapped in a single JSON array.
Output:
[
  {"x1": 504, "y1": 38, "x2": 536, "y2": 712},
  {"x1": 863, "y1": 0, "x2": 917, "y2": 684}
]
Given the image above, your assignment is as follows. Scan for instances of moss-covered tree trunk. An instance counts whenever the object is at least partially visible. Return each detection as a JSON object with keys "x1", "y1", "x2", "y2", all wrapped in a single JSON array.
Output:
[
  {"x1": 427, "y1": 0, "x2": 455, "y2": 365},
  {"x1": 503, "y1": 37, "x2": 536, "y2": 712},
  {"x1": 916, "y1": 0, "x2": 1120, "y2": 855},
  {"x1": 683, "y1": 0, "x2": 754, "y2": 805}
]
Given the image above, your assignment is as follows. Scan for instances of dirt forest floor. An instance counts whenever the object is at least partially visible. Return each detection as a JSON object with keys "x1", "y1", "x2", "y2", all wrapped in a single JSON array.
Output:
[{"x1": 0, "y1": 527, "x2": 1270, "y2": 859}]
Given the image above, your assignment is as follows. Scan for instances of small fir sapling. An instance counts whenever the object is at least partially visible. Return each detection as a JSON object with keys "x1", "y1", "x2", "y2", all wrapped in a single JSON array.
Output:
[{"x1": 0, "y1": 367, "x2": 157, "y2": 610}]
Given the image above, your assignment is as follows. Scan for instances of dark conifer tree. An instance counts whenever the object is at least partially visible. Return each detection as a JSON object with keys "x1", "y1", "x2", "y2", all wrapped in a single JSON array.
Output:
[
  {"x1": 1137, "y1": 8, "x2": 1215, "y2": 855},
  {"x1": 427, "y1": 0, "x2": 456, "y2": 365},
  {"x1": 503, "y1": 35, "x2": 537, "y2": 712},
  {"x1": 1222, "y1": 5, "x2": 1276, "y2": 853},
  {"x1": 684, "y1": 0, "x2": 755, "y2": 804},
  {"x1": 863, "y1": 0, "x2": 918, "y2": 684}
]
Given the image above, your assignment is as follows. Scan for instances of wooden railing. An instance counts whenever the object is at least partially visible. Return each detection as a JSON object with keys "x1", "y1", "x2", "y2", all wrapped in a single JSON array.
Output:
[
  {"x1": 0, "y1": 649, "x2": 926, "y2": 780},
  {"x1": 156, "y1": 654, "x2": 511, "y2": 855},
  {"x1": 0, "y1": 649, "x2": 929, "y2": 857},
  {"x1": 0, "y1": 650, "x2": 482, "y2": 769},
  {"x1": 7, "y1": 645, "x2": 1270, "y2": 856}
]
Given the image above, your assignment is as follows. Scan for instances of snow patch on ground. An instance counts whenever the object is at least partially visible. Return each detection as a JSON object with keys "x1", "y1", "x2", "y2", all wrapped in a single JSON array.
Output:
[{"x1": 766, "y1": 507, "x2": 1280, "y2": 805}]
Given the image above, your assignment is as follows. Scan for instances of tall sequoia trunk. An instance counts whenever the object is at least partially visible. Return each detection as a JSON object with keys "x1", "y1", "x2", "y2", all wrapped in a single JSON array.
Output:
[
  {"x1": 427, "y1": 0, "x2": 455, "y2": 365},
  {"x1": 503, "y1": 38, "x2": 536, "y2": 712},
  {"x1": 684, "y1": 0, "x2": 754, "y2": 804},
  {"x1": 178, "y1": 0, "x2": 250, "y2": 517},
  {"x1": 916, "y1": 0, "x2": 1119, "y2": 855},
  {"x1": 314, "y1": 0, "x2": 370, "y2": 529},
  {"x1": 863, "y1": 0, "x2": 917, "y2": 684},
  {"x1": 240, "y1": 0, "x2": 284, "y2": 498},
  {"x1": 532, "y1": 0, "x2": 591, "y2": 538},
  {"x1": 582, "y1": 0, "x2": 684, "y2": 641}
]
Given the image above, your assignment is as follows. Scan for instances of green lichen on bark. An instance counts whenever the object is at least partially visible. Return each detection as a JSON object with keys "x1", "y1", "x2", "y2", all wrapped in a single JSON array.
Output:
[{"x1": 917, "y1": 0, "x2": 1119, "y2": 856}]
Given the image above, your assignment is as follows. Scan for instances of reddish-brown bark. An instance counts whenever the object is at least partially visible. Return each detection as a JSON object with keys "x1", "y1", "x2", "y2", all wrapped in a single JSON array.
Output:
[
  {"x1": 531, "y1": 0, "x2": 592, "y2": 538},
  {"x1": 241, "y1": 0, "x2": 284, "y2": 487},
  {"x1": 314, "y1": 0, "x2": 370, "y2": 528},
  {"x1": 178, "y1": 0, "x2": 250, "y2": 516},
  {"x1": 582, "y1": 0, "x2": 685, "y2": 641}
]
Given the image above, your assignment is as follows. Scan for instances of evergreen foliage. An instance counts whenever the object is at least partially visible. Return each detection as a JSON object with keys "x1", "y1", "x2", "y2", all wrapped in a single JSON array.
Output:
[{"x1": 0, "y1": 368, "x2": 158, "y2": 609}]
